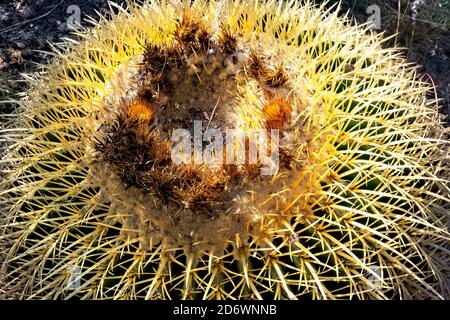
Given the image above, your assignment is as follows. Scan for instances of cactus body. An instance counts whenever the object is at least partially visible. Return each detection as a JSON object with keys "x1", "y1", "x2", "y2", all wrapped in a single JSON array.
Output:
[{"x1": 0, "y1": 0, "x2": 449, "y2": 299}]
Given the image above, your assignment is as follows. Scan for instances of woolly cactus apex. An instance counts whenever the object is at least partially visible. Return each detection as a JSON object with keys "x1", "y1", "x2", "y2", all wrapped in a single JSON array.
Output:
[{"x1": 0, "y1": 0, "x2": 449, "y2": 300}]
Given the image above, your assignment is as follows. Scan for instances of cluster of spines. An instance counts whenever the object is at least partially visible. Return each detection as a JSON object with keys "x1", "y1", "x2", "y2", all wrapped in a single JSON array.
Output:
[{"x1": 93, "y1": 9, "x2": 296, "y2": 214}]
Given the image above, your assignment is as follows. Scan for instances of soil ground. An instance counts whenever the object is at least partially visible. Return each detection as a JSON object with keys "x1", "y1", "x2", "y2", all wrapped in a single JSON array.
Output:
[{"x1": 0, "y1": 0, "x2": 125, "y2": 115}]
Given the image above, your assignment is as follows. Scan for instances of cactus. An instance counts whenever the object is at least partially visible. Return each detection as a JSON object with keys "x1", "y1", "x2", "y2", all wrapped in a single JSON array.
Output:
[{"x1": 0, "y1": 0, "x2": 449, "y2": 300}]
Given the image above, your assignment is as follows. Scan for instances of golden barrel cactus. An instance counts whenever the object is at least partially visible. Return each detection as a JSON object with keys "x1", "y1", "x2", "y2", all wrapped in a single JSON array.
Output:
[{"x1": 0, "y1": 0, "x2": 449, "y2": 299}]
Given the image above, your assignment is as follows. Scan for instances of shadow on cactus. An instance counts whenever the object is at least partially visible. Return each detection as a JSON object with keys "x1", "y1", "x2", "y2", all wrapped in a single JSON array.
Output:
[{"x1": 0, "y1": 0, "x2": 449, "y2": 299}]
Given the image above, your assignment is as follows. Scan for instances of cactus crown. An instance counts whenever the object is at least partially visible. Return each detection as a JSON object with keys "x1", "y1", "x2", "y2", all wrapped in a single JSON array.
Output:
[{"x1": 0, "y1": 0, "x2": 449, "y2": 300}]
